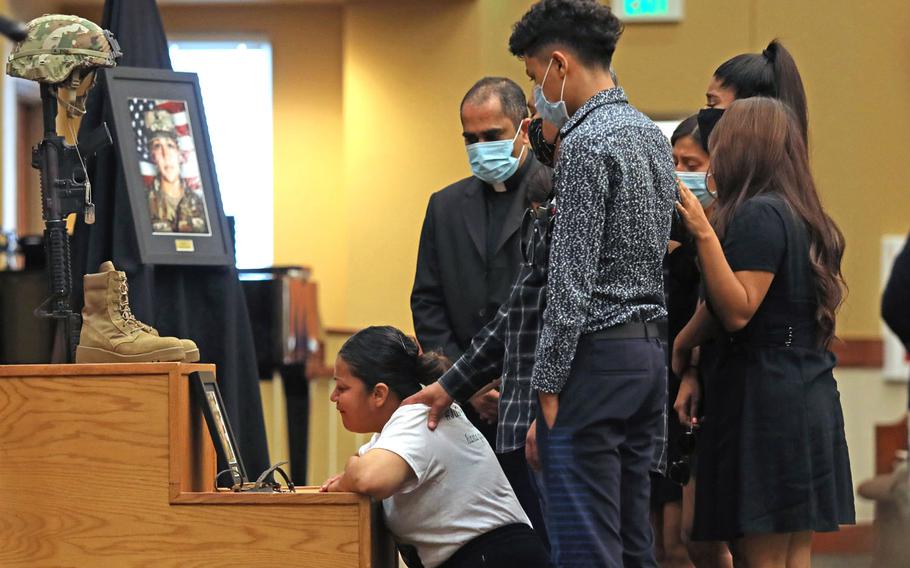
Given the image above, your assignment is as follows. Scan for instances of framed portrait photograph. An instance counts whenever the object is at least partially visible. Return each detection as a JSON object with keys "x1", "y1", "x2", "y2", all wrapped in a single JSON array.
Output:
[
  {"x1": 190, "y1": 370, "x2": 248, "y2": 488},
  {"x1": 103, "y1": 67, "x2": 234, "y2": 265}
]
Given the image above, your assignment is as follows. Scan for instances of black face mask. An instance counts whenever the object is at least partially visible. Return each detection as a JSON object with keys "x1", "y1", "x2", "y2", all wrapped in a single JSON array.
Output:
[
  {"x1": 696, "y1": 107, "x2": 725, "y2": 154},
  {"x1": 528, "y1": 117, "x2": 557, "y2": 168}
]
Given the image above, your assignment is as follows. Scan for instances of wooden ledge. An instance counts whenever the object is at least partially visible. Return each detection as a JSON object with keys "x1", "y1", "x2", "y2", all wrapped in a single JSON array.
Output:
[
  {"x1": 0, "y1": 362, "x2": 213, "y2": 377},
  {"x1": 170, "y1": 487, "x2": 369, "y2": 505},
  {"x1": 831, "y1": 338, "x2": 884, "y2": 368},
  {"x1": 812, "y1": 522, "x2": 874, "y2": 554},
  {"x1": 325, "y1": 326, "x2": 360, "y2": 337}
]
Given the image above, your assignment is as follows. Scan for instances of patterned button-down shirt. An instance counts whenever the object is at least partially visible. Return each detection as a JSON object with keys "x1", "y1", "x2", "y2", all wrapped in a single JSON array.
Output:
[
  {"x1": 438, "y1": 204, "x2": 554, "y2": 453},
  {"x1": 532, "y1": 87, "x2": 677, "y2": 394}
]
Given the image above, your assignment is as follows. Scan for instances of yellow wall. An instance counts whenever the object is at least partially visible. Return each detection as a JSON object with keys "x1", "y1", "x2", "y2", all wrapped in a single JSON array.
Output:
[{"x1": 343, "y1": 0, "x2": 484, "y2": 331}]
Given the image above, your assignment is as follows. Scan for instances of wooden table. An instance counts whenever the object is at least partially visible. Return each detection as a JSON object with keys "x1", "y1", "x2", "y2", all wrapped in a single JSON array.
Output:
[{"x1": 0, "y1": 363, "x2": 394, "y2": 567}]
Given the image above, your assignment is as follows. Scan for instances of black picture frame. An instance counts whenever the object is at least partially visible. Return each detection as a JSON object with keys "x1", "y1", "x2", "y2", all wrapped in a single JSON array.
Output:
[
  {"x1": 103, "y1": 67, "x2": 235, "y2": 266},
  {"x1": 190, "y1": 370, "x2": 248, "y2": 488}
]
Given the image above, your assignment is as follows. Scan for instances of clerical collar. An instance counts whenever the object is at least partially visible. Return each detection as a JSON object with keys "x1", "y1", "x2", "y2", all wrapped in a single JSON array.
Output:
[{"x1": 485, "y1": 155, "x2": 534, "y2": 194}]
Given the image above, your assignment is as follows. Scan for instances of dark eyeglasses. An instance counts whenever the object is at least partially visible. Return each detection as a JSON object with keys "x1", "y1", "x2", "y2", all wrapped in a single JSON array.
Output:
[{"x1": 667, "y1": 423, "x2": 698, "y2": 486}]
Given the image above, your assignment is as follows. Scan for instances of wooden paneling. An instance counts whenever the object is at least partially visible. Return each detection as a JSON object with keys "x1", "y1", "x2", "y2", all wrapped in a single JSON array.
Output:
[
  {"x1": 811, "y1": 524, "x2": 875, "y2": 555},
  {"x1": 831, "y1": 338, "x2": 884, "y2": 368},
  {"x1": 875, "y1": 416, "x2": 909, "y2": 476},
  {"x1": 0, "y1": 363, "x2": 389, "y2": 567}
]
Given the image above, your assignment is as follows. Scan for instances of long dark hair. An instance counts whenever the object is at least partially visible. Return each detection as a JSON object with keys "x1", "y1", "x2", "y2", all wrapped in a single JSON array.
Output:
[
  {"x1": 709, "y1": 98, "x2": 845, "y2": 347},
  {"x1": 338, "y1": 326, "x2": 451, "y2": 399},
  {"x1": 714, "y1": 40, "x2": 808, "y2": 143}
]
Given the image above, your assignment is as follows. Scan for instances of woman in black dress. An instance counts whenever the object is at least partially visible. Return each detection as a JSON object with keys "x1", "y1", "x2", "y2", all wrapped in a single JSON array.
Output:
[{"x1": 672, "y1": 98, "x2": 855, "y2": 567}]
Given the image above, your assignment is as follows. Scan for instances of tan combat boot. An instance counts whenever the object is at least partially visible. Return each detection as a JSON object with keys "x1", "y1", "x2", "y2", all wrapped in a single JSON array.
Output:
[
  {"x1": 95, "y1": 262, "x2": 200, "y2": 362},
  {"x1": 75, "y1": 263, "x2": 187, "y2": 363}
]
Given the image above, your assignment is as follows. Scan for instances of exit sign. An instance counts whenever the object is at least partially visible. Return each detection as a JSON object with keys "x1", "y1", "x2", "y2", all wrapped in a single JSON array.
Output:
[{"x1": 611, "y1": 0, "x2": 684, "y2": 22}]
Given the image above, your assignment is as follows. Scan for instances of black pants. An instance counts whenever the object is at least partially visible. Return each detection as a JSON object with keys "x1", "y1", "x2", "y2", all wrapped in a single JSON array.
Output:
[
  {"x1": 498, "y1": 448, "x2": 550, "y2": 550},
  {"x1": 439, "y1": 523, "x2": 552, "y2": 568},
  {"x1": 538, "y1": 335, "x2": 666, "y2": 568}
]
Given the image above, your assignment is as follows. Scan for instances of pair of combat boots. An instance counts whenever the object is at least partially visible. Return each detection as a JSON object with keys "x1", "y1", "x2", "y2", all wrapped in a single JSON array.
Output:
[{"x1": 74, "y1": 261, "x2": 200, "y2": 364}]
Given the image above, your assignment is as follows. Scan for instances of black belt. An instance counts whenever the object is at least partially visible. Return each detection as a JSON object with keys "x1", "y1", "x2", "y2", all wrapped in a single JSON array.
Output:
[{"x1": 585, "y1": 320, "x2": 665, "y2": 341}]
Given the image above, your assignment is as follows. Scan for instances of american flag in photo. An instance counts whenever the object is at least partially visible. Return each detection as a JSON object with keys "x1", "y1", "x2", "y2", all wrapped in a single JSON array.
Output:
[{"x1": 129, "y1": 98, "x2": 202, "y2": 191}]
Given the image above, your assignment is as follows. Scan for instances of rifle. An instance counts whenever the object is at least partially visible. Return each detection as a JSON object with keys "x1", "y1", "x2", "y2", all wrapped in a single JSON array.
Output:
[{"x1": 33, "y1": 83, "x2": 111, "y2": 362}]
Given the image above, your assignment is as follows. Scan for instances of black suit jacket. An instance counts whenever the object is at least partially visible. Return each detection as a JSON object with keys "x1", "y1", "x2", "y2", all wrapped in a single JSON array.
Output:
[{"x1": 411, "y1": 156, "x2": 550, "y2": 362}]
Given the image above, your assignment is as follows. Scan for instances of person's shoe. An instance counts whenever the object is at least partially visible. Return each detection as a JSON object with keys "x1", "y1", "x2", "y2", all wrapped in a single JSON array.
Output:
[
  {"x1": 75, "y1": 262, "x2": 187, "y2": 364},
  {"x1": 93, "y1": 261, "x2": 201, "y2": 363}
]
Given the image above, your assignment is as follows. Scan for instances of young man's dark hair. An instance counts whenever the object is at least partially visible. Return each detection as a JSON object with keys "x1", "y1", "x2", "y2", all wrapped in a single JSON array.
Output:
[
  {"x1": 460, "y1": 77, "x2": 528, "y2": 129},
  {"x1": 508, "y1": 0, "x2": 623, "y2": 68}
]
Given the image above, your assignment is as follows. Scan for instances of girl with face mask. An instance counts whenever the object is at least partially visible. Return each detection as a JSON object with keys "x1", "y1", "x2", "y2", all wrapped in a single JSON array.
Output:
[
  {"x1": 673, "y1": 98, "x2": 854, "y2": 567},
  {"x1": 648, "y1": 116, "x2": 734, "y2": 568},
  {"x1": 321, "y1": 326, "x2": 550, "y2": 568}
]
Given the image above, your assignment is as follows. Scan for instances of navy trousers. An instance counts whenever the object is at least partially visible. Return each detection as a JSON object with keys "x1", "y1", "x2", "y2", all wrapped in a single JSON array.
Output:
[{"x1": 537, "y1": 335, "x2": 666, "y2": 568}]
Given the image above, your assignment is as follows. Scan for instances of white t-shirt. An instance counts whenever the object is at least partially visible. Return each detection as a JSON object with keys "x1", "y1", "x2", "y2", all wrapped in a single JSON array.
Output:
[{"x1": 358, "y1": 403, "x2": 530, "y2": 568}]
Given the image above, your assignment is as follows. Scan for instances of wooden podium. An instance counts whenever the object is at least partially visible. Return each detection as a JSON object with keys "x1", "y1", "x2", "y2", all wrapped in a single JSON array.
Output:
[{"x1": 0, "y1": 363, "x2": 395, "y2": 567}]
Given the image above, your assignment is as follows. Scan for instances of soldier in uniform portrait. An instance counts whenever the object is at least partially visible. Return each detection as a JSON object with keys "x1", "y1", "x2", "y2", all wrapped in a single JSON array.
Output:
[{"x1": 144, "y1": 109, "x2": 208, "y2": 234}]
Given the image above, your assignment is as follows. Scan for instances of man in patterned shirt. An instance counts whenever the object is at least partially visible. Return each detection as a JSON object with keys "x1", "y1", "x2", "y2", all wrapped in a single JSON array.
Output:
[{"x1": 508, "y1": 1, "x2": 676, "y2": 566}]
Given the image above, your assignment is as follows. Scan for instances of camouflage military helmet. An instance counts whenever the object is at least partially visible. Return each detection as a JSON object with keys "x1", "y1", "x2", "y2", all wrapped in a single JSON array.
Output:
[
  {"x1": 6, "y1": 14, "x2": 121, "y2": 84},
  {"x1": 144, "y1": 110, "x2": 178, "y2": 142}
]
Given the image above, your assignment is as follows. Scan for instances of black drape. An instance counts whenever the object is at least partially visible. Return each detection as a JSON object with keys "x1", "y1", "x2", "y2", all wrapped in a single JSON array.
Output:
[{"x1": 71, "y1": 0, "x2": 270, "y2": 481}]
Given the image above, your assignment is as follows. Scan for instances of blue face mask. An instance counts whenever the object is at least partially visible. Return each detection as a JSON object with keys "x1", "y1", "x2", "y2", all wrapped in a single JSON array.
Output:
[
  {"x1": 533, "y1": 58, "x2": 569, "y2": 130},
  {"x1": 676, "y1": 171, "x2": 716, "y2": 207},
  {"x1": 466, "y1": 126, "x2": 526, "y2": 185}
]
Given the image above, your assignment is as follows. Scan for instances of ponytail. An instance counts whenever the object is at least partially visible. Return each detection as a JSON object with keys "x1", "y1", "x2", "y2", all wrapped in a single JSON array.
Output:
[
  {"x1": 764, "y1": 40, "x2": 809, "y2": 143},
  {"x1": 416, "y1": 351, "x2": 452, "y2": 385},
  {"x1": 714, "y1": 39, "x2": 809, "y2": 144},
  {"x1": 338, "y1": 326, "x2": 451, "y2": 399}
]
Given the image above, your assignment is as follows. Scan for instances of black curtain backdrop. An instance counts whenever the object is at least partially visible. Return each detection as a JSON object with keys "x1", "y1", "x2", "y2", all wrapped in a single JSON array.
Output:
[{"x1": 71, "y1": 0, "x2": 270, "y2": 482}]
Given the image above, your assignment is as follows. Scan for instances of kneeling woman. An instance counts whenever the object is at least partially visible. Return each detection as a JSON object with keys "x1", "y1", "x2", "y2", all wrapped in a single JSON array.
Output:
[{"x1": 321, "y1": 326, "x2": 550, "y2": 568}]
